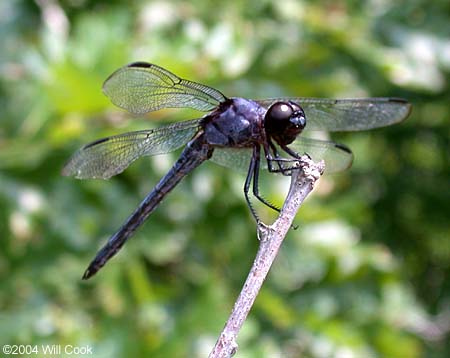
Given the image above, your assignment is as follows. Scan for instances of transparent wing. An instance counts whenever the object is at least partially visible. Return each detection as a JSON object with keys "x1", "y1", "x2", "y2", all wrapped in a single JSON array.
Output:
[
  {"x1": 287, "y1": 136, "x2": 353, "y2": 173},
  {"x1": 255, "y1": 97, "x2": 412, "y2": 132},
  {"x1": 210, "y1": 147, "x2": 253, "y2": 174},
  {"x1": 62, "y1": 119, "x2": 202, "y2": 179},
  {"x1": 210, "y1": 137, "x2": 353, "y2": 174},
  {"x1": 103, "y1": 62, "x2": 227, "y2": 114}
]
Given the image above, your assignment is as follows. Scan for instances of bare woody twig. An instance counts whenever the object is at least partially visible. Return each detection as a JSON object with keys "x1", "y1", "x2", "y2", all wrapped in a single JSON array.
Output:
[{"x1": 209, "y1": 156, "x2": 325, "y2": 358}]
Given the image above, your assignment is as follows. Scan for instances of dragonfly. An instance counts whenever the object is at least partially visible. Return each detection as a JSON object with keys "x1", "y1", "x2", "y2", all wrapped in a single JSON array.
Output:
[{"x1": 62, "y1": 62, "x2": 412, "y2": 279}]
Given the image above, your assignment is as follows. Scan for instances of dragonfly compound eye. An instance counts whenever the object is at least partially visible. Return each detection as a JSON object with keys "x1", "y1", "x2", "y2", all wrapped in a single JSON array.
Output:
[
  {"x1": 266, "y1": 102, "x2": 294, "y2": 123},
  {"x1": 264, "y1": 101, "x2": 306, "y2": 144},
  {"x1": 264, "y1": 102, "x2": 295, "y2": 135}
]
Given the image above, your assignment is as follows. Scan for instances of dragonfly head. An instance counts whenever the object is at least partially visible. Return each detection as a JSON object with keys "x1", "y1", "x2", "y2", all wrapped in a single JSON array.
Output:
[{"x1": 264, "y1": 101, "x2": 306, "y2": 145}]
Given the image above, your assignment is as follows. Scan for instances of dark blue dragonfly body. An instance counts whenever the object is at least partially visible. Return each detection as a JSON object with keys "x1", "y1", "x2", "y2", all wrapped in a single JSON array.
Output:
[{"x1": 62, "y1": 62, "x2": 411, "y2": 279}]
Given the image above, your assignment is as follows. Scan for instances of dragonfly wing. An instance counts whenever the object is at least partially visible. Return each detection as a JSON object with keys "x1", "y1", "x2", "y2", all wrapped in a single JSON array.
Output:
[
  {"x1": 211, "y1": 137, "x2": 352, "y2": 175},
  {"x1": 255, "y1": 97, "x2": 411, "y2": 131},
  {"x1": 103, "y1": 62, "x2": 227, "y2": 114},
  {"x1": 288, "y1": 136, "x2": 353, "y2": 173},
  {"x1": 210, "y1": 147, "x2": 253, "y2": 174},
  {"x1": 62, "y1": 119, "x2": 202, "y2": 179}
]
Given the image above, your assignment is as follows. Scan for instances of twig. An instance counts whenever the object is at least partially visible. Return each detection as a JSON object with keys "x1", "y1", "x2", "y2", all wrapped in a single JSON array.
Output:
[{"x1": 209, "y1": 156, "x2": 325, "y2": 358}]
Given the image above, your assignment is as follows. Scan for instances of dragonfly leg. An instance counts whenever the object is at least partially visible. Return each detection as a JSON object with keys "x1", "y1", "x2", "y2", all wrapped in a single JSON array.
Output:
[
  {"x1": 281, "y1": 144, "x2": 313, "y2": 172},
  {"x1": 263, "y1": 139, "x2": 286, "y2": 174},
  {"x1": 266, "y1": 142, "x2": 314, "y2": 175},
  {"x1": 264, "y1": 139, "x2": 300, "y2": 176},
  {"x1": 252, "y1": 145, "x2": 281, "y2": 213},
  {"x1": 268, "y1": 141, "x2": 285, "y2": 172},
  {"x1": 266, "y1": 157, "x2": 300, "y2": 176},
  {"x1": 244, "y1": 146, "x2": 260, "y2": 223},
  {"x1": 280, "y1": 144, "x2": 307, "y2": 159}
]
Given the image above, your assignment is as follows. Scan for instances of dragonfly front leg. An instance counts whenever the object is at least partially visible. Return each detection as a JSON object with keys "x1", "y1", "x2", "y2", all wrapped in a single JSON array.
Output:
[
  {"x1": 264, "y1": 139, "x2": 299, "y2": 176},
  {"x1": 280, "y1": 144, "x2": 305, "y2": 159}
]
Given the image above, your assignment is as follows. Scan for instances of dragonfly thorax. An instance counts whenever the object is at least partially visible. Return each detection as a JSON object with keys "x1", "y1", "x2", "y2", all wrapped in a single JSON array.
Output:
[{"x1": 203, "y1": 98, "x2": 265, "y2": 148}]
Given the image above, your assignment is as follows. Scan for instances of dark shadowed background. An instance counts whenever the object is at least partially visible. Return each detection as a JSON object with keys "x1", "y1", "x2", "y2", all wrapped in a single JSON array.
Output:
[{"x1": 1, "y1": 0, "x2": 448, "y2": 357}]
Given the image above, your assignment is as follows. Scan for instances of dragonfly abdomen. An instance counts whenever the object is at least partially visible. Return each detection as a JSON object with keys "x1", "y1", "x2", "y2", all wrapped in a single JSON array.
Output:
[{"x1": 82, "y1": 134, "x2": 212, "y2": 279}]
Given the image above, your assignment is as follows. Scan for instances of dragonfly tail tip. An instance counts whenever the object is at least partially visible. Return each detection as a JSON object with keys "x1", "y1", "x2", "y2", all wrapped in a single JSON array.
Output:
[{"x1": 82, "y1": 268, "x2": 95, "y2": 280}]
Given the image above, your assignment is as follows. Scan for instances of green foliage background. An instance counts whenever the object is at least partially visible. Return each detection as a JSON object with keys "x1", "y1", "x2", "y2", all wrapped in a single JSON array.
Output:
[{"x1": 1, "y1": 0, "x2": 448, "y2": 357}]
